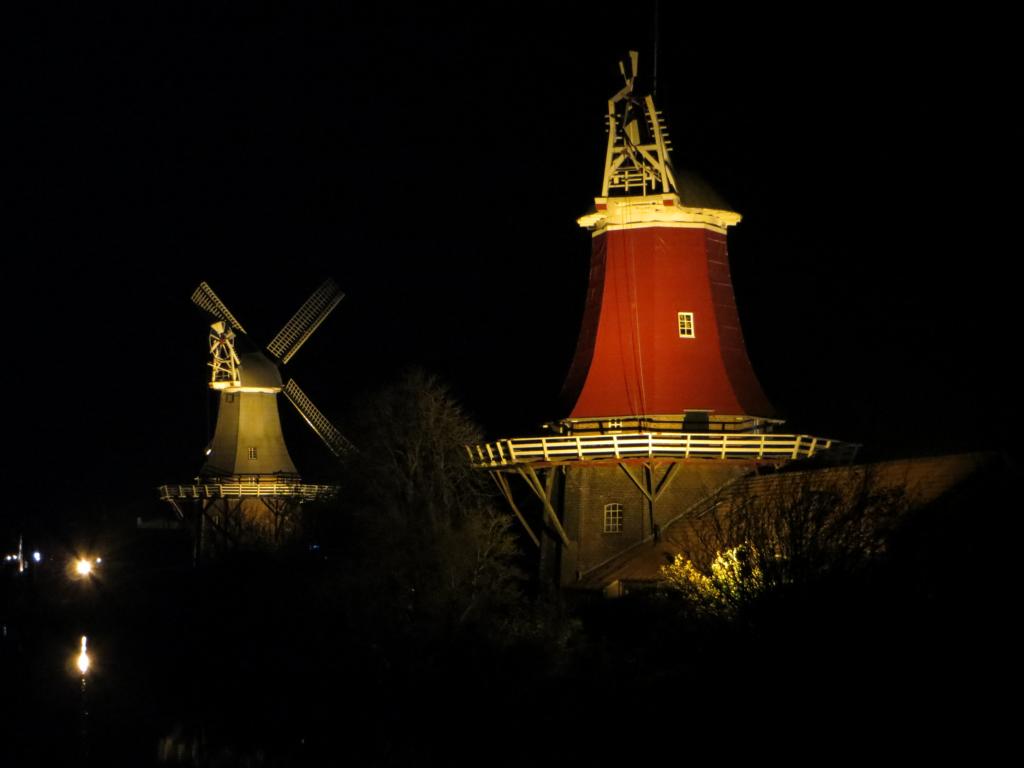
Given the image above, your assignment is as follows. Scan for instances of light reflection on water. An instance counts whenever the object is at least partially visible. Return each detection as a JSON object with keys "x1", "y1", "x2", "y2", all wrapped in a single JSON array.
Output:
[{"x1": 3, "y1": 540, "x2": 321, "y2": 766}]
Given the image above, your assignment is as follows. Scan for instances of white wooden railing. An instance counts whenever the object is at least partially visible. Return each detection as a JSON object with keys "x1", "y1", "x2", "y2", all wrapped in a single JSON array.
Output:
[
  {"x1": 158, "y1": 483, "x2": 338, "y2": 501},
  {"x1": 467, "y1": 432, "x2": 858, "y2": 468}
]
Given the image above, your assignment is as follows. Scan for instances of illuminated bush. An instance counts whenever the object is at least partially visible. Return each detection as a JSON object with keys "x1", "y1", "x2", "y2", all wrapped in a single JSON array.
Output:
[
  {"x1": 661, "y1": 544, "x2": 764, "y2": 617},
  {"x1": 660, "y1": 468, "x2": 908, "y2": 617}
]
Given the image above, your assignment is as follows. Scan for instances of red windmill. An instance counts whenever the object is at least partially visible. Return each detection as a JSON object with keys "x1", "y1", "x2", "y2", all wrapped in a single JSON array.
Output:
[
  {"x1": 470, "y1": 53, "x2": 855, "y2": 590},
  {"x1": 561, "y1": 50, "x2": 774, "y2": 434}
]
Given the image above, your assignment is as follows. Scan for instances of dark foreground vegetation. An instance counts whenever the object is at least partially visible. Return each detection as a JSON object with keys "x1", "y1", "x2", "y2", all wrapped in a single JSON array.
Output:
[{"x1": 2, "y1": 375, "x2": 1016, "y2": 766}]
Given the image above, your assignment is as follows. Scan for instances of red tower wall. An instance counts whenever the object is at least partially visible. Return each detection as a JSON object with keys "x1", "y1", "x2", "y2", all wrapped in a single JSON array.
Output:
[{"x1": 562, "y1": 225, "x2": 774, "y2": 419}]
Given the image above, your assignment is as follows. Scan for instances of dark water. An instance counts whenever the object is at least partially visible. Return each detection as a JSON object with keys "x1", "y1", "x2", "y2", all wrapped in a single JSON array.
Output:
[
  {"x1": 0, "y1": 532, "x2": 288, "y2": 766},
  {"x1": 2, "y1": 540, "x2": 183, "y2": 765},
  {"x1": 3, "y1": 474, "x2": 1016, "y2": 767},
  {"x1": 2, "y1": 533, "x2": 529, "y2": 767}
]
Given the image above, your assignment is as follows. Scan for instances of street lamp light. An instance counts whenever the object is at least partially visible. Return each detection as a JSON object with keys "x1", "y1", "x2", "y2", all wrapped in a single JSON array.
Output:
[{"x1": 77, "y1": 636, "x2": 90, "y2": 675}]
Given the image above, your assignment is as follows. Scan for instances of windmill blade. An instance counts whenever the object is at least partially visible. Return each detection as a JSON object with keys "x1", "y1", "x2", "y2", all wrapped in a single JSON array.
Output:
[
  {"x1": 283, "y1": 378, "x2": 355, "y2": 459},
  {"x1": 267, "y1": 278, "x2": 344, "y2": 364},
  {"x1": 191, "y1": 282, "x2": 247, "y2": 334}
]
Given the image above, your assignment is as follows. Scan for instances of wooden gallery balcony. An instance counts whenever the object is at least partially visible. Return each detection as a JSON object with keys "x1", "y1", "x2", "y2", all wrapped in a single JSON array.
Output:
[{"x1": 468, "y1": 432, "x2": 859, "y2": 469}]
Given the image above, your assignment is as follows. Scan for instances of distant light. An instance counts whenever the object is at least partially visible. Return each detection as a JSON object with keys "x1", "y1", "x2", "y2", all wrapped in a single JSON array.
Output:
[
  {"x1": 205, "y1": 448, "x2": 213, "y2": 456},
  {"x1": 32, "y1": 551, "x2": 41, "y2": 563},
  {"x1": 77, "y1": 636, "x2": 90, "y2": 675},
  {"x1": 95, "y1": 557, "x2": 102, "y2": 564},
  {"x1": 75, "y1": 559, "x2": 93, "y2": 576},
  {"x1": 4, "y1": 555, "x2": 11, "y2": 562}
]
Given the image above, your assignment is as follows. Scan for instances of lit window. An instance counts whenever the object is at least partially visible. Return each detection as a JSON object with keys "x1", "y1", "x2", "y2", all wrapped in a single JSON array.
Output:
[
  {"x1": 603, "y1": 503, "x2": 624, "y2": 533},
  {"x1": 248, "y1": 447, "x2": 258, "y2": 460},
  {"x1": 678, "y1": 312, "x2": 695, "y2": 338}
]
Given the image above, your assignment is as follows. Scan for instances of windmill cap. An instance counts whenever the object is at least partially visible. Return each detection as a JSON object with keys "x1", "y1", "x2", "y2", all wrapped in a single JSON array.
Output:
[
  {"x1": 585, "y1": 169, "x2": 737, "y2": 215},
  {"x1": 579, "y1": 169, "x2": 740, "y2": 231},
  {"x1": 674, "y1": 169, "x2": 735, "y2": 213},
  {"x1": 237, "y1": 349, "x2": 284, "y2": 390}
]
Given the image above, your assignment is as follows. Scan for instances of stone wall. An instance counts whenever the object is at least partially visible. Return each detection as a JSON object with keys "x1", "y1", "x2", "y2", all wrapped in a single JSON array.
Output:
[{"x1": 558, "y1": 461, "x2": 753, "y2": 585}]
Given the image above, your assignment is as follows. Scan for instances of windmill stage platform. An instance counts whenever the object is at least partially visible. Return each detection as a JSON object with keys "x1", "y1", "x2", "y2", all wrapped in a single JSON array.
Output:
[
  {"x1": 467, "y1": 421, "x2": 858, "y2": 553},
  {"x1": 159, "y1": 478, "x2": 336, "y2": 504},
  {"x1": 469, "y1": 430, "x2": 858, "y2": 469}
]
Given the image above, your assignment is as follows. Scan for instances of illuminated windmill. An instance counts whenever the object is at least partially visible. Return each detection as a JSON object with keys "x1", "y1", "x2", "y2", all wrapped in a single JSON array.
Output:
[
  {"x1": 160, "y1": 279, "x2": 352, "y2": 558},
  {"x1": 469, "y1": 53, "x2": 857, "y2": 590}
]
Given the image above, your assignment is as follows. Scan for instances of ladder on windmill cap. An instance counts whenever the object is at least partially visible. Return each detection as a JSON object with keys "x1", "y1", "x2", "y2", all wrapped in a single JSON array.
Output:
[
  {"x1": 283, "y1": 379, "x2": 355, "y2": 459},
  {"x1": 267, "y1": 279, "x2": 345, "y2": 364}
]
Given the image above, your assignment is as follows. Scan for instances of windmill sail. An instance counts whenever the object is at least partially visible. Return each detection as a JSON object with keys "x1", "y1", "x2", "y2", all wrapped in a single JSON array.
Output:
[
  {"x1": 191, "y1": 282, "x2": 248, "y2": 334},
  {"x1": 283, "y1": 378, "x2": 355, "y2": 458},
  {"x1": 267, "y1": 279, "x2": 345, "y2": 364}
]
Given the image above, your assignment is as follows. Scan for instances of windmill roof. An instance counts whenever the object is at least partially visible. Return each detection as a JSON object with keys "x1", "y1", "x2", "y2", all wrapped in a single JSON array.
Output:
[
  {"x1": 238, "y1": 350, "x2": 283, "y2": 390},
  {"x1": 674, "y1": 168, "x2": 734, "y2": 212}
]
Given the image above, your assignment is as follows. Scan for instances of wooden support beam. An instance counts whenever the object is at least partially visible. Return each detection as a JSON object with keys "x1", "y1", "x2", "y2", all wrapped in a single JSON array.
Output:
[
  {"x1": 643, "y1": 463, "x2": 656, "y2": 540},
  {"x1": 517, "y1": 464, "x2": 570, "y2": 547},
  {"x1": 544, "y1": 464, "x2": 557, "y2": 500},
  {"x1": 166, "y1": 498, "x2": 185, "y2": 521},
  {"x1": 618, "y1": 462, "x2": 653, "y2": 502},
  {"x1": 620, "y1": 461, "x2": 680, "y2": 541},
  {"x1": 199, "y1": 499, "x2": 236, "y2": 545},
  {"x1": 491, "y1": 471, "x2": 540, "y2": 547},
  {"x1": 653, "y1": 461, "x2": 682, "y2": 501}
]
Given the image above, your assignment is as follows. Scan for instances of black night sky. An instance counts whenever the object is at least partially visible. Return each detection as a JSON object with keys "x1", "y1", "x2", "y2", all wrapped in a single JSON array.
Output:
[
  {"x1": 4, "y1": 4, "x2": 1018, "y2": 764},
  {"x1": 11, "y1": 5, "x2": 1014, "y2": 521}
]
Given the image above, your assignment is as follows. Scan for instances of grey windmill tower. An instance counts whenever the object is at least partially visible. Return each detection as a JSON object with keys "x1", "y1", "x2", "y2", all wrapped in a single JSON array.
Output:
[{"x1": 160, "y1": 278, "x2": 352, "y2": 559}]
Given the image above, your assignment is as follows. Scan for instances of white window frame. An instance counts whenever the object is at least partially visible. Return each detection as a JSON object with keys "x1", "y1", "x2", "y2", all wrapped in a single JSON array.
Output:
[
  {"x1": 248, "y1": 447, "x2": 258, "y2": 460},
  {"x1": 603, "y1": 503, "x2": 624, "y2": 533},
  {"x1": 678, "y1": 312, "x2": 695, "y2": 338}
]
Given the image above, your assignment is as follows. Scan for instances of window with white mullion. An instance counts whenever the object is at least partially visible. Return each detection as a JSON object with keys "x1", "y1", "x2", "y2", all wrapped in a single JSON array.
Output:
[
  {"x1": 603, "y1": 503, "x2": 624, "y2": 533},
  {"x1": 677, "y1": 312, "x2": 695, "y2": 338}
]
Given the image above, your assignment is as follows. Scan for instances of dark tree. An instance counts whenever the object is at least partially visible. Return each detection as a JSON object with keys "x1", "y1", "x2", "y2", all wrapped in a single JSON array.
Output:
[{"x1": 330, "y1": 369, "x2": 524, "y2": 641}]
